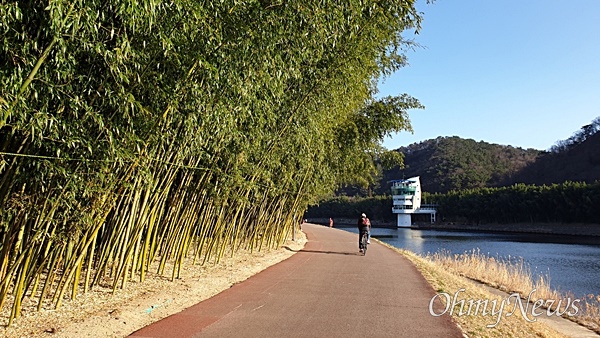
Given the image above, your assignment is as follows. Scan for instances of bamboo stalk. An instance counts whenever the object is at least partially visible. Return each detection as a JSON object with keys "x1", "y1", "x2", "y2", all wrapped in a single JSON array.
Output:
[
  {"x1": 71, "y1": 255, "x2": 84, "y2": 300},
  {"x1": 51, "y1": 187, "x2": 123, "y2": 309},
  {"x1": 8, "y1": 249, "x2": 32, "y2": 325},
  {"x1": 83, "y1": 235, "x2": 96, "y2": 293},
  {"x1": 37, "y1": 247, "x2": 63, "y2": 311},
  {"x1": 192, "y1": 195, "x2": 214, "y2": 264}
]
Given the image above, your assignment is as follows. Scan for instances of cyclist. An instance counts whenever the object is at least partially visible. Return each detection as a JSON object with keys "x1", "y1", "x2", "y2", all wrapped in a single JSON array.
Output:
[{"x1": 357, "y1": 213, "x2": 371, "y2": 253}]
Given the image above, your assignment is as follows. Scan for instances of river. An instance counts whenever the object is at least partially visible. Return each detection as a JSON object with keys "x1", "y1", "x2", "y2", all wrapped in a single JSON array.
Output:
[{"x1": 338, "y1": 225, "x2": 600, "y2": 298}]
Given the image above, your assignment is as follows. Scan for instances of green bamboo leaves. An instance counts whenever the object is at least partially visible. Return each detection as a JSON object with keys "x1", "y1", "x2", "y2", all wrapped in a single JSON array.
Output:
[{"x1": 0, "y1": 0, "x2": 422, "y2": 325}]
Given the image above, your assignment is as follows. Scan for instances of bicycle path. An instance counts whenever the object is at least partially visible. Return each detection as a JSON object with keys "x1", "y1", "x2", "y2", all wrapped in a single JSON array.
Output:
[{"x1": 129, "y1": 223, "x2": 464, "y2": 338}]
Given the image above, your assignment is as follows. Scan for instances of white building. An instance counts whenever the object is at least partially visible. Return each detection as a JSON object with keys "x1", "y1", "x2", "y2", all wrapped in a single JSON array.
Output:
[{"x1": 390, "y1": 176, "x2": 437, "y2": 228}]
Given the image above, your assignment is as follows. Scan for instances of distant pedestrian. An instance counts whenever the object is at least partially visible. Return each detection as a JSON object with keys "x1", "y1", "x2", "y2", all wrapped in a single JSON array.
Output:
[{"x1": 329, "y1": 218, "x2": 334, "y2": 228}]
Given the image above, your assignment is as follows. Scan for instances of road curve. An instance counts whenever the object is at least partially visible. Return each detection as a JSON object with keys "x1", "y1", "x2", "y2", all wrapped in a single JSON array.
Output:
[{"x1": 129, "y1": 223, "x2": 464, "y2": 338}]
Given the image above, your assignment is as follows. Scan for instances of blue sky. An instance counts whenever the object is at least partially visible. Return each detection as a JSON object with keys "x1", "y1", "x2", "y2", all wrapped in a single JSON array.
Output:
[{"x1": 378, "y1": 0, "x2": 600, "y2": 151}]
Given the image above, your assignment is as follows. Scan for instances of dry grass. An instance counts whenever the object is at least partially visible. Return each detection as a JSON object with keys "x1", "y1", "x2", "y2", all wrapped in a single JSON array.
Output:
[
  {"x1": 378, "y1": 240, "x2": 600, "y2": 338},
  {"x1": 390, "y1": 246, "x2": 567, "y2": 338},
  {"x1": 424, "y1": 248, "x2": 600, "y2": 334}
]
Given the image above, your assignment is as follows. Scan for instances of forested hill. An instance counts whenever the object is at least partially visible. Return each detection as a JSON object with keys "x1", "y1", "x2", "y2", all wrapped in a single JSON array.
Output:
[
  {"x1": 378, "y1": 120, "x2": 600, "y2": 194},
  {"x1": 507, "y1": 126, "x2": 600, "y2": 186},
  {"x1": 380, "y1": 136, "x2": 542, "y2": 193}
]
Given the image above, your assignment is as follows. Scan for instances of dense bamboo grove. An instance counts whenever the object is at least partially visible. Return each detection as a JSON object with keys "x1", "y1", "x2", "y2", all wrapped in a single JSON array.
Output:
[{"x1": 0, "y1": 0, "x2": 424, "y2": 324}]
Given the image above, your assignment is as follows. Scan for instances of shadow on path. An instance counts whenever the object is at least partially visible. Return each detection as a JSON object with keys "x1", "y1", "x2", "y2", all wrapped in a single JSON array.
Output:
[{"x1": 283, "y1": 246, "x2": 361, "y2": 256}]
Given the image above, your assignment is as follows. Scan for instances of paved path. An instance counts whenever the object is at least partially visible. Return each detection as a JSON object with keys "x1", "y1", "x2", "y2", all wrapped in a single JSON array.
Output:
[{"x1": 130, "y1": 223, "x2": 464, "y2": 338}]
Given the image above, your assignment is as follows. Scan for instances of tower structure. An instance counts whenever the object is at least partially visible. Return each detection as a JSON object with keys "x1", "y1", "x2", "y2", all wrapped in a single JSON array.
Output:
[{"x1": 390, "y1": 176, "x2": 436, "y2": 227}]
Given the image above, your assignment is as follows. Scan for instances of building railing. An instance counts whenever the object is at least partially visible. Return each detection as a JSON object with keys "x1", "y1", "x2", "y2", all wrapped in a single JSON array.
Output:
[
  {"x1": 391, "y1": 187, "x2": 417, "y2": 195},
  {"x1": 392, "y1": 204, "x2": 438, "y2": 213},
  {"x1": 392, "y1": 205, "x2": 414, "y2": 211}
]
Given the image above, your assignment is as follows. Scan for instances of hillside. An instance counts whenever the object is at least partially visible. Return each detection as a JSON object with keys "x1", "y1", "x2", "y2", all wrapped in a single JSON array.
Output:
[
  {"x1": 333, "y1": 118, "x2": 600, "y2": 196},
  {"x1": 379, "y1": 136, "x2": 542, "y2": 193},
  {"x1": 378, "y1": 124, "x2": 600, "y2": 194},
  {"x1": 506, "y1": 131, "x2": 600, "y2": 186}
]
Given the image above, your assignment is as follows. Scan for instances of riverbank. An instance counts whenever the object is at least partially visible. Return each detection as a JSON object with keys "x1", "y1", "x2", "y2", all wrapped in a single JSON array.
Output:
[
  {"x1": 418, "y1": 245, "x2": 599, "y2": 335},
  {"x1": 384, "y1": 243, "x2": 600, "y2": 337},
  {"x1": 417, "y1": 222, "x2": 600, "y2": 237},
  {"x1": 308, "y1": 218, "x2": 600, "y2": 237}
]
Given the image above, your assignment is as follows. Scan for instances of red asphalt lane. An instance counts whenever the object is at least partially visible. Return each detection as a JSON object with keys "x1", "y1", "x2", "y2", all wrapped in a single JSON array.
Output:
[{"x1": 129, "y1": 223, "x2": 464, "y2": 338}]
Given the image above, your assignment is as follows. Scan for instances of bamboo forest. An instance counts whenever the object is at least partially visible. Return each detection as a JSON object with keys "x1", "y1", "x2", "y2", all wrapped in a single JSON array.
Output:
[{"x1": 0, "y1": 1, "x2": 424, "y2": 324}]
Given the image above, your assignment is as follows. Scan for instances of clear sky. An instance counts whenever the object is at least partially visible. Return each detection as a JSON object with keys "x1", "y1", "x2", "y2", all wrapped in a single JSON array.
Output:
[{"x1": 378, "y1": 0, "x2": 600, "y2": 151}]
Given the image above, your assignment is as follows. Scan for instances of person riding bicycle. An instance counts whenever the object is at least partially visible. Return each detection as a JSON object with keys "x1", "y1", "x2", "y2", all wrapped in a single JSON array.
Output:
[{"x1": 357, "y1": 213, "x2": 371, "y2": 253}]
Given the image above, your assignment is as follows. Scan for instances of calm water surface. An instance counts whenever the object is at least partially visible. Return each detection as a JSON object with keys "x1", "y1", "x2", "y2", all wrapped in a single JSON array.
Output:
[{"x1": 340, "y1": 226, "x2": 600, "y2": 297}]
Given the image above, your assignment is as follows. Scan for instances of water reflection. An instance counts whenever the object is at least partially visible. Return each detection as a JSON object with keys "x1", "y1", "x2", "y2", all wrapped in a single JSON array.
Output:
[{"x1": 339, "y1": 226, "x2": 600, "y2": 297}]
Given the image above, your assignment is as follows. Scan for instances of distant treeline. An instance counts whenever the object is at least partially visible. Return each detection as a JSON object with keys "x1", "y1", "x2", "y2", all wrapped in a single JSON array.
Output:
[
  {"x1": 305, "y1": 195, "x2": 396, "y2": 222},
  {"x1": 308, "y1": 181, "x2": 600, "y2": 225},
  {"x1": 428, "y1": 181, "x2": 600, "y2": 224}
]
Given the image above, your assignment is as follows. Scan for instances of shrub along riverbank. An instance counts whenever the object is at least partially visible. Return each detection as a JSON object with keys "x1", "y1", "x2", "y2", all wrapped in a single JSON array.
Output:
[{"x1": 428, "y1": 181, "x2": 600, "y2": 225}]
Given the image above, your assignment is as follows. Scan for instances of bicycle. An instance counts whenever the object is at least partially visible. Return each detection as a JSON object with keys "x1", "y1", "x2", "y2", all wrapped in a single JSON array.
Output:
[{"x1": 360, "y1": 230, "x2": 369, "y2": 255}]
